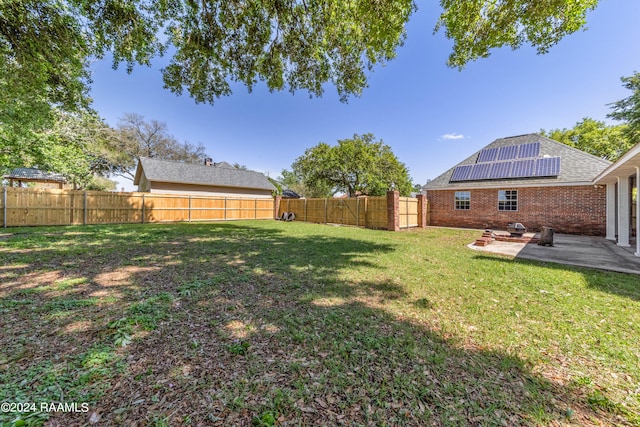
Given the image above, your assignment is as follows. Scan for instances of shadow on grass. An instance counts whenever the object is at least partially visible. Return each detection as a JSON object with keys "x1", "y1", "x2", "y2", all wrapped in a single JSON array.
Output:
[{"x1": 0, "y1": 222, "x2": 619, "y2": 425}]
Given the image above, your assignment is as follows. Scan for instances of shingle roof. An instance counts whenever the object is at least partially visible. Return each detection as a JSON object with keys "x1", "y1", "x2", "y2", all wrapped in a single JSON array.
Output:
[
  {"x1": 134, "y1": 157, "x2": 276, "y2": 191},
  {"x1": 4, "y1": 167, "x2": 66, "y2": 182},
  {"x1": 282, "y1": 189, "x2": 301, "y2": 199},
  {"x1": 425, "y1": 134, "x2": 611, "y2": 190}
]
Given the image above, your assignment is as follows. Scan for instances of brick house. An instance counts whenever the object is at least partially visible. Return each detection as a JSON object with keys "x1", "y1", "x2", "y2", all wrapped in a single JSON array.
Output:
[{"x1": 424, "y1": 134, "x2": 611, "y2": 235}]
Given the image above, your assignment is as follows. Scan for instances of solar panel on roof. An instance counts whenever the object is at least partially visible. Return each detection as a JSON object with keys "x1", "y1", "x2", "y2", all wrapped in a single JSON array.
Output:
[
  {"x1": 517, "y1": 142, "x2": 540, "y2": 159},
  {"x1": 488, "y1": 161, "x2": 512, "y2": 179},
  {"x1": 497, "y1": 145, "x2": 518, "y2": 160},
  {"x1": 511, "y1": 159, "x2": 535, "y2": 177},
  {"x1": 450, "y1": 164, "x2": 473, "y2": 181},
  {"x1": 477, "y1": 147, "x2": 499, "y2": 163},
  {"x1": 534, "y1": 157, "x2": 561, "y2": 177},
  {"x1": 469, "y1": 163, "x2": 491, "y2": 180},
  {"x1": 451, "y1": 143, "x2": 560, "y2": 181}
]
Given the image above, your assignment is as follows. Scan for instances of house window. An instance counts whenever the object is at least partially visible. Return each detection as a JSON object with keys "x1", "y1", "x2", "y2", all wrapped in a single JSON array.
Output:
[
  {"x1": 498, "y1": 190, "x2": 518, "y2": 211},
  {"x1": 454, "y1": 191, "x2": 471, "y2": 210}
]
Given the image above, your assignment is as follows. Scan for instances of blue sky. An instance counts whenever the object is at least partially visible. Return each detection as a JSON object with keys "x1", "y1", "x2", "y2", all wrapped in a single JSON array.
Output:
[{"x1": 88, "y1": 1, "x2": 640, "y2": 191}]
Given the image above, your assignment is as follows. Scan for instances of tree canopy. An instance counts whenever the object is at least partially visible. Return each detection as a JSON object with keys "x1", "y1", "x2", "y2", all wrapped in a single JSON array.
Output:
[
  {"x1": 38, "y1": 110, "x2": 117, "y2": 190},
  {"x1": 437, "y1": 0, "x2": 597, "y2": 68},
  {"x1": 1, "y1": 0, "x2": 600, "y2": 127},
  {"x1": 104, "y1": 113, "x2": 209, "y2": 181},
  {"x1": 277, "y1": 168, "x2": 333, "y2": 199},
  {"x1": 541, "y1": 118, "x2": 631, "y2": 162},
  {"x1": 0, "y1": 108, "x2": 117, "y2": 190},
  {"x1": 608, "y1": 71, "x2": 640, "y2": 145},
  {"x1": 1, "y1": 110, "x2": 208, "y2": 189},
  {"x1": 2, "y1": 1, "x2": 602, "y2": 180},
  {"x1": 291, "y1": 133, "x2": 413, "y2": 198}
]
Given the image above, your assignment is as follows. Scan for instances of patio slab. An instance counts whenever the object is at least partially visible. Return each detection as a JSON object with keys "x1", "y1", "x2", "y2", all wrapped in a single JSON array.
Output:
[{"x1": 468, "y1": 233, "x2": 640, "y2": 275}]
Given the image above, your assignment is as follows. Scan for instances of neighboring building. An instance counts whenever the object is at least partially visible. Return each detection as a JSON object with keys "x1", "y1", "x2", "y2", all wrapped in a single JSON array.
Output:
[
  {"x1": 424, "y1": 134, "x2": 611, "y2": 235},
  {"x1": 4, "y1": 168, "x2": 67, "y2": 189},
  {"x1": 133, "y1": 157, "x2": 276, "y2": 198},
  {"x1": 592, "y1": 141, "x2": 640, "y2": 256},
  {"x1": 282, "y1": 189, "x2": 301, "y2": 199}
]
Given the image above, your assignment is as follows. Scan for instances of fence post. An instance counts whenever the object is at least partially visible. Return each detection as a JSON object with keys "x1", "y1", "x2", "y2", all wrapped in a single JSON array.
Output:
[
  {"x1": 188, "y1": 195, "x2": 192, "y2": 222},
  {"x1": 274, "y1": 195, "x2": 281, "y2": 219},
  {"x1": 224, "y1": 198, "x2": 227, "y2": 221},
  {"x1": 416, "y1": 194, "x2": 427, "y2": 228},
  {"x1": 3, "y1": 187, "x2": 6, "y2": 228},
  {"x1": 363, "y1": 197, "x2": 368, "y2": 228},
  {"x1": 356, "y1": 197, "x2": 360, "y2": 227},
  {"x1": 324, "y1": 198, "x2": 328, "y2": 224},
  {"x1": 254, "y1": 198, "x2": 257, "y2": 219},
  {"x1": 142, "y1": 194, "x2": 145, "y2": 224},
  {"x1": 387, "y1": 190, "x2": 399, "y2": 231},
  {"x1": 84, "y1": 191, "x2": 88, "y2": 225}
]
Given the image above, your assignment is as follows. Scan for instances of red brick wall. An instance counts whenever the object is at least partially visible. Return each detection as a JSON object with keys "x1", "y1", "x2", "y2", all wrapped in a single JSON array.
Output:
[
  {"x1": 427, "y1": 185, "x2": 606, "y2": 235},
  {"x1": 387, "y1": 190, "x2": 400, "y2": 231}
]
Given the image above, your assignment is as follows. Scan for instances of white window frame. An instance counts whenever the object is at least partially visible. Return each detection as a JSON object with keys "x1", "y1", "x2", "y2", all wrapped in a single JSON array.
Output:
[
  {"x1": 454, "y1": 191, "x2": 471, "y2": 210},
  {"x1": 498, "y1": 190, "x2": 518, "y2": 211}
]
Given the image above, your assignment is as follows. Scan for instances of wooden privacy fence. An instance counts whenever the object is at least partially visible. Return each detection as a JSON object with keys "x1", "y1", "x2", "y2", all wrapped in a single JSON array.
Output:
[
  {"x1": 278, "y1": 196, "x2": 388, "y2": 229},
  {"x1": 1, "y1": 187, "x2": 275, "y2": 227},
  {"x1": 277, "y1": 191, "x2": 427, "y2": 231}
]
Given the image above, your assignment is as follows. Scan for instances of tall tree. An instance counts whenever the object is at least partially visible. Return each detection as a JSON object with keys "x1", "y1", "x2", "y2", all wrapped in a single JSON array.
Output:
[
  {"x1": 0, "y1": 108, "x2": 118, "y2": 190},
  {"x1": 1, "y1": 0, "x2": 599, "y2": 125},
  {"x1": 437, "y1": 0, "x2": 598, "y2": 68},
  {"x1": 608, "y1": 72, "x2": 640, "y2": 145},
  {"x1": 0, "y1": 1, "x2": 91, "y2": 134},
  {"x1": 38, "y1": 110, "x2": 117, "y2": 189},
  {"x1": 105, "y1": 113, "x2": 209, "y2": 181},
  {"x1": 541, "y1": 118, "x2": 631, "y2": 161},
  {"x1": 292, "y1": 134, "x2": 413, "y2": 197},
  {"x1": 277, "y1": 168, "x2": 332, "y2": 198}
]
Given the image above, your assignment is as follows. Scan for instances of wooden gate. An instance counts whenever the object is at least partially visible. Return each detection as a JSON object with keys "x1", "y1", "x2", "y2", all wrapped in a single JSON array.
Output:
[
  {"x1": 399, "y1": 197, "x2": 418, "y2": 229},
  {"x1": 326, "y1": 198, "x2": 360, "y2": 226}
]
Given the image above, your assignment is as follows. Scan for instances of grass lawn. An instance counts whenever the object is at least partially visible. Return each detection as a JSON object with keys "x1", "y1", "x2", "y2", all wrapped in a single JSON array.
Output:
[{"x1": 0, "y1": 221, "x2": 639, "y2": 426}]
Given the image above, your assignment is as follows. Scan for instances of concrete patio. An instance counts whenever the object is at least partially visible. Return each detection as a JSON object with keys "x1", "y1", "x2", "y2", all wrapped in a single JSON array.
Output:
[{"x1": 469, "y1": 232, "x2": 640, "y2": 275}]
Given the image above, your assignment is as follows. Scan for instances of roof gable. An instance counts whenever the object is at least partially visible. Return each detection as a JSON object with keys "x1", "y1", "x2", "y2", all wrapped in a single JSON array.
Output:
[
  {"x1": 593, "y1": 140, "x2": 640, "y2": 185},
  {"x1": 4, "y1": 167, "x2": 66, "y2": 182},
  {"x1": 425, "y1": 134, "x2": 611, "y2": 190},
  {"x1": 134, "y1": 158, "x2": 276, "y2": 191}
]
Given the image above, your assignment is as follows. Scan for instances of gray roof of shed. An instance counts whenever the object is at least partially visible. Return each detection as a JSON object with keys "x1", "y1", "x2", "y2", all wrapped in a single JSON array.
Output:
[
  {"x1": 134, "y1": 157, "x2": 276, "y2": 191},
  {"x1": 425, "y1": 134, "x2": 611, "y2": 190},
  {"x1": 4, "y1": 167, "x2": 66, "y2": 182}
]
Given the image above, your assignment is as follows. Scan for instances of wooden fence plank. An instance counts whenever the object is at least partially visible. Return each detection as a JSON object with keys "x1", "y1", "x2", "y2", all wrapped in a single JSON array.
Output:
[
  {"x1": 1, "y1": 188, "x2": 419, "y2": 230},
  {"x1": 276, "y1": 195, "x2": 417, "y2": 231},
  {"x1": 1, "y1": 188, "x2": 275, "y2": 227},
  {"x1": 365, "y1": 197, "x2": 388, "y2": 229}
]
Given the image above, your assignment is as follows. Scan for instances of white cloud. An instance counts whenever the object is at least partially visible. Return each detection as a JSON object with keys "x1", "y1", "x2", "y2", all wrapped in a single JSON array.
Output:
[{"x1": 441, "y1": 133, "x2": 465, "y2": 140}]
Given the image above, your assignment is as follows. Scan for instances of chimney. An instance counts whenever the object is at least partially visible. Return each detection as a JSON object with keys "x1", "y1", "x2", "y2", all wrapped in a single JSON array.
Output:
[{"x1": 204, "y1": 158, "x2": 213, "y2": 166}]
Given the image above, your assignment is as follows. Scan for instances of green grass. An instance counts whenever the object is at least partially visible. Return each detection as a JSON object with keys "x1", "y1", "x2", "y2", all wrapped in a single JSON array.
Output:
[{"x1": 0, "y1": 221, "x2": 638, "y2": 426}]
